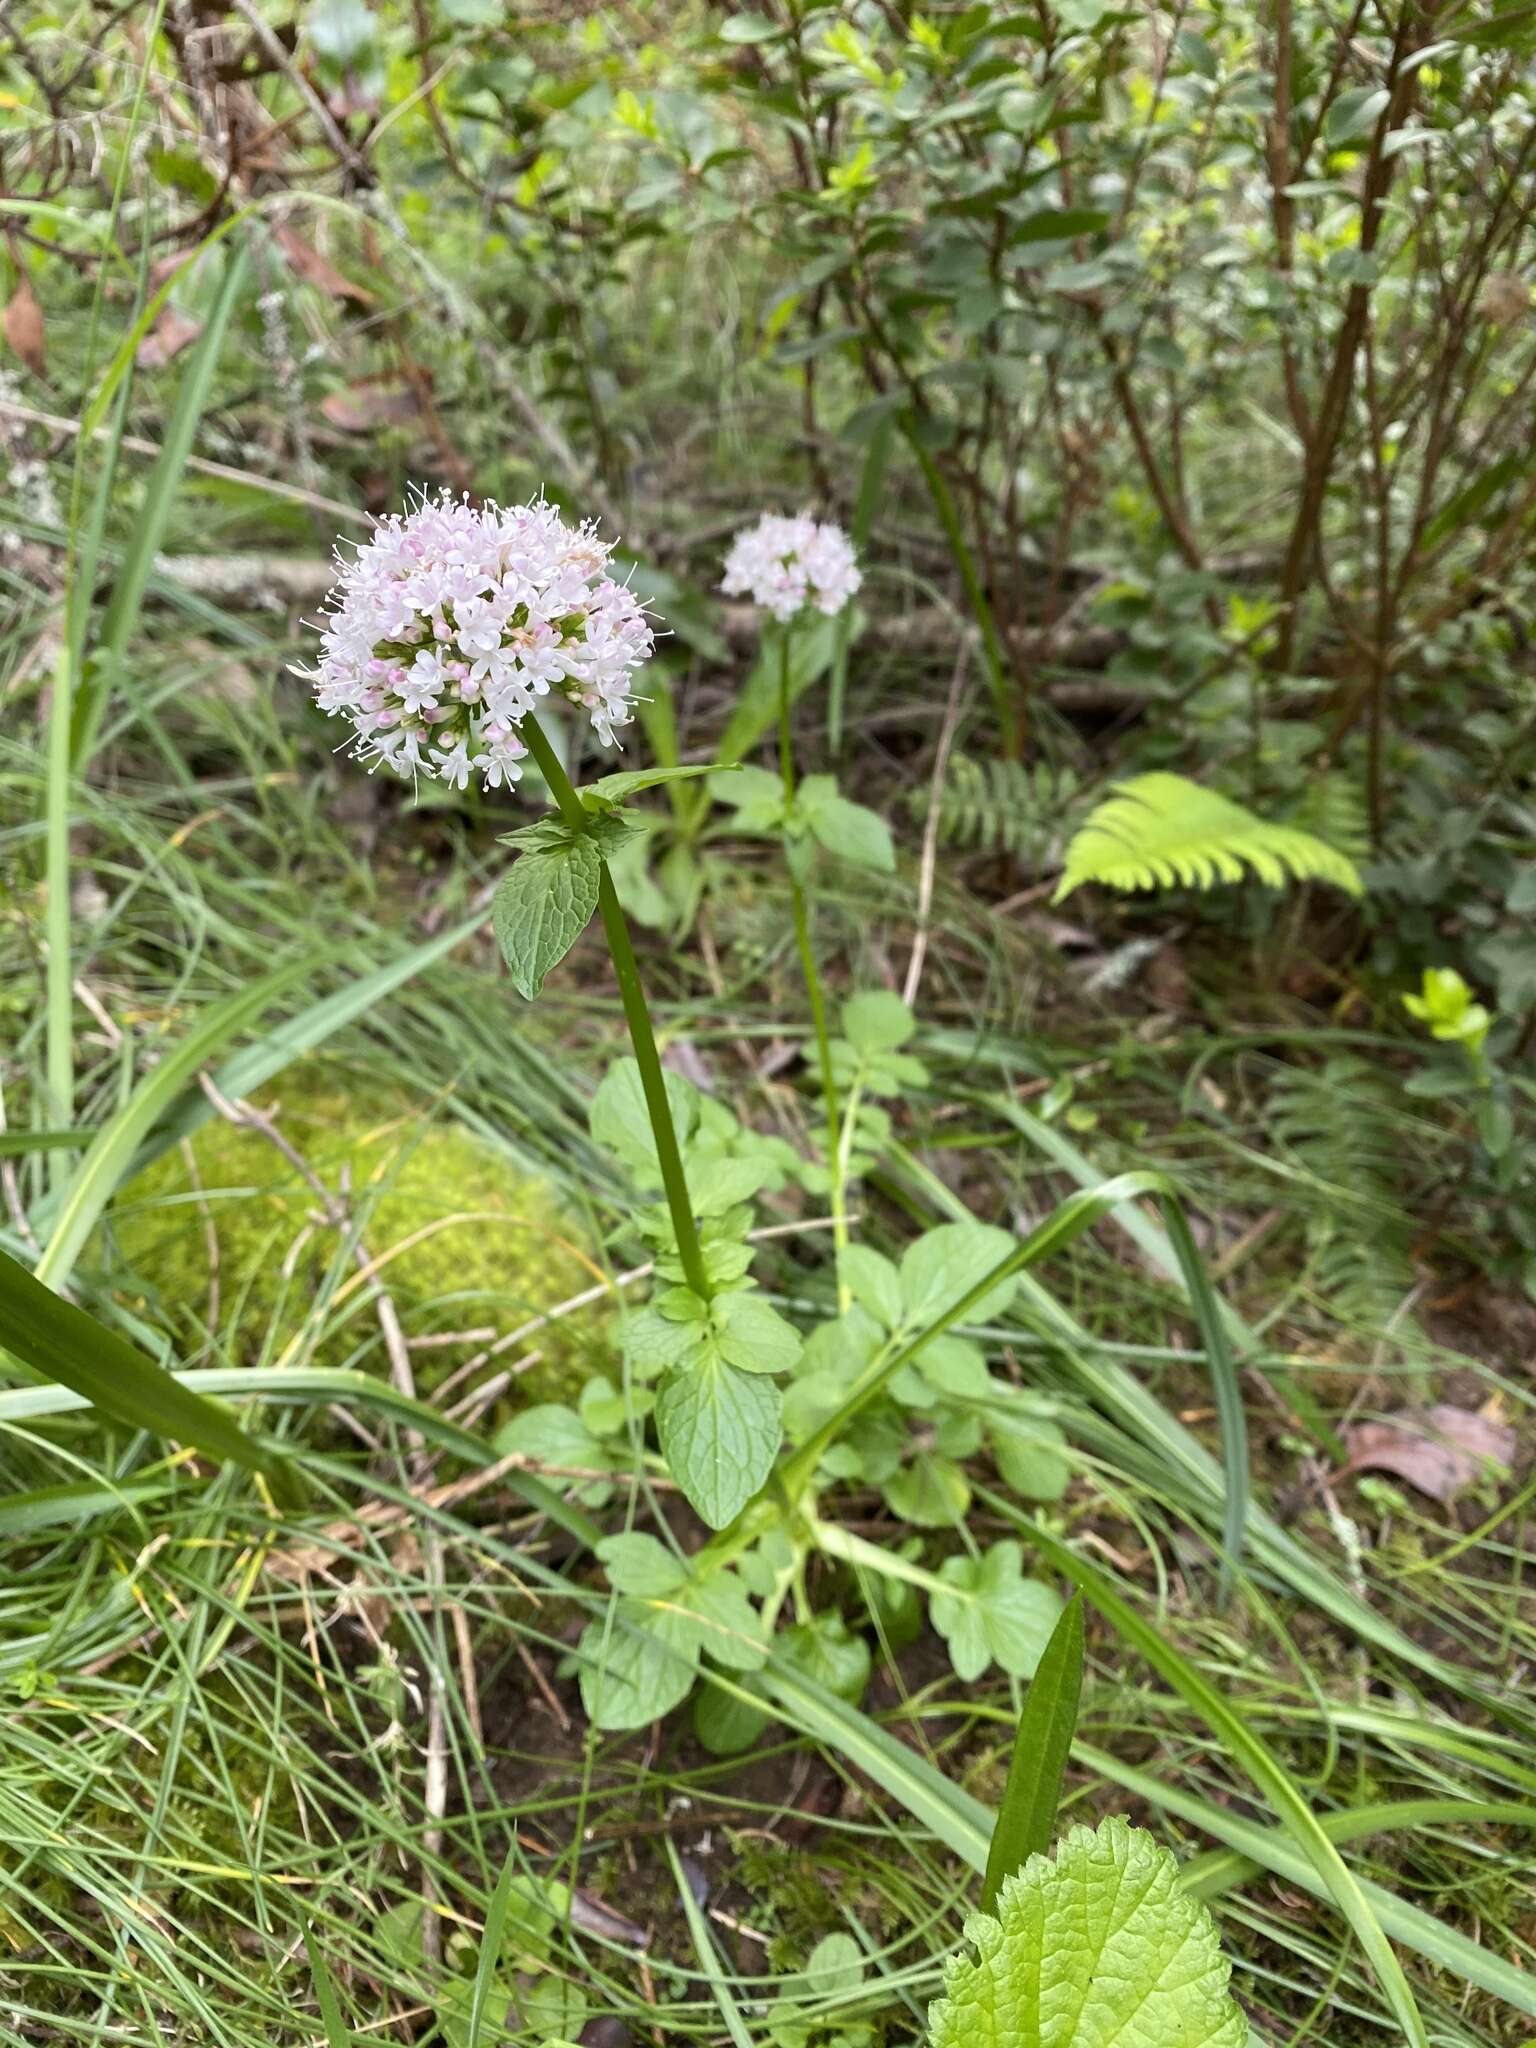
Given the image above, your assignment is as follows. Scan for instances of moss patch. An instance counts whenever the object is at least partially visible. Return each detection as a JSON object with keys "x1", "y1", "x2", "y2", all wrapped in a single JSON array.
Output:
[{"x1": 110, "y1": 1069, "x2": 606, "y2": 1407}]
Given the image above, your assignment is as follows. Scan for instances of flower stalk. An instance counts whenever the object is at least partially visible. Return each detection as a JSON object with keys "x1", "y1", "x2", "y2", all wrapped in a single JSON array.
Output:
[
  {"x1": 777, "y1": 630, "x2": 841, "y2": 1174},
  {"x1": 518, "y1": 713, "x2": 712, "y2": 1303}
]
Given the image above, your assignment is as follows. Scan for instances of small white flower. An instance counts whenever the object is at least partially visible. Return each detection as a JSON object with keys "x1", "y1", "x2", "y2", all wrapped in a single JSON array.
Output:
[
  {"x1": 720, "y1": 511, "x2": 861, "y2": 623},
  {"x1": 301, "y1": 488, "x2": 654, "y2": 793}
]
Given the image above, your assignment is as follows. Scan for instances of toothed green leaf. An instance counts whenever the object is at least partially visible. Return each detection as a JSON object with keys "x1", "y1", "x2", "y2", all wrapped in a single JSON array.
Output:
[{"x1": 929, "y1": 1818, "x2": 1248, "y2": 2048}]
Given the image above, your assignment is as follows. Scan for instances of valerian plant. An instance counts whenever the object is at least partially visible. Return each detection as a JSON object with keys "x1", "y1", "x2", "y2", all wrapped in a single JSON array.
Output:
[{"x1": 310, "y1": 489, "x2": 1238, "y2": 1739}]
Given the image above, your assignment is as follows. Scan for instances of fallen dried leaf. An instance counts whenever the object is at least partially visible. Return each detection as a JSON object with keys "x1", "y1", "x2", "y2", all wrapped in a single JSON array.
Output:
[
  {"x1": 137, "y1": 305, "x2": 204, "y2": 370},
  {"x1": 1345, "y1": 1403, "x2": 1517, "y2": 1502},
  {"x1": 275, "y1": 224, "x2": 373, "y2": 304},
  {"x1": 4, "y1": 273, "x2": 45, "y2": 375},
  {"x1": 319, "y1": 376, "x2": 423, "y2": 433}
]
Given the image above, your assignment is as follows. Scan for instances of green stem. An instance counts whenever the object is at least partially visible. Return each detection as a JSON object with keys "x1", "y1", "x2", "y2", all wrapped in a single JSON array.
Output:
[
  {"x1": 813, "y1": 1518, "x2": 953, "y2": 1598},
  {"x1": 519, "y1": 715, "x2": 712, "y2": 1303},
  {"x1": 777, "y1": 630, "x2": 841, "y2": 1176}
]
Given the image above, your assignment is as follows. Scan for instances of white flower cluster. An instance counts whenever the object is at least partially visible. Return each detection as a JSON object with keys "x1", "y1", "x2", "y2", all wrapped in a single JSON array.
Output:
[
  {"x1": 304, "y1": 490, "x2": 653, "y2": 790},
  {"x1": 720, "y1": 511, "x2": 861, "y2": 623}
]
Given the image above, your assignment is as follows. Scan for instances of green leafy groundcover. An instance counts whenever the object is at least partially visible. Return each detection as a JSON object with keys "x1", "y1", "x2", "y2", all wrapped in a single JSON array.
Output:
[{"x1": 929, "y1": 1818, "x2": 1247, "y2": 2048}]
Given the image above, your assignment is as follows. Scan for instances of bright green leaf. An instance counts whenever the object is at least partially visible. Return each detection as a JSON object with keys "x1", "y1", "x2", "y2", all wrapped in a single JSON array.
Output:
[
  {"x1": 656, "y1": 1355, "x2": 781, "y2": 1528},
  {"x1": 493, "y1": 837, "x2": 601, "y2": 1000},
  {"x1": 929, "y1": 1818, "x2": 1247, "y2": 2048}
]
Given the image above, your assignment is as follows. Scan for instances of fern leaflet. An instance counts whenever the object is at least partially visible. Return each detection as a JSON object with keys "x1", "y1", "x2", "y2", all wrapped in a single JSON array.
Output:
[{"x1": 1056, "y1": 772, "x2": 1363, "y2": 901}]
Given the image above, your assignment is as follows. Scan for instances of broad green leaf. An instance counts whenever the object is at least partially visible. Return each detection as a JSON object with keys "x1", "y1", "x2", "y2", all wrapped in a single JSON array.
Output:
[
  {"x1": 982, "y1": 1595, "x2": 1084, "y2": 1911},
  {"x1": 494, "y1": 837, "x2": 602, "y2": 999},
  {"x1": 914, "y1": 1335, "x2": 992, "y2": 1399},
  {"x1": 806, "y1": 1932, "x2": 864, "y2": 1996},
  {"x1": 656, "y1": 1355, "x2": 781, "y2": 1527},
  {"x1": 584, "y1": 764, "x2": 725, "y2": 806},
  {"x1": 839, "y1": 1243, "x2": 903, "y2": 1329},
  {"x1": 900, "y1": 1222, "x2": 1019, "y2": 1327},
  {"x1": 590, "y1": 1056, "x2": 700, "y2": 1182},
  {"x1": 495, "y1": 1404, "x2": 605, "y2": 1471},
  {"x1": 1010, "y1": 206, "x2": 1109, "y2": 243},
  {"x1": 800, "y1": 786, "x2": 895, "y2": 872},
  {"x1": 577, "y1": 1602, "x2": 699, "y2": 1730},
  {"x1": 987, "y1": 1399, "x2": 1072, "y2": 1501},
  {"x1": 929, "y1": 1819, "x2": 1247, "y2": 2048},
  {"x1": 1326, "y1": 85, "x2": 1390, "y2": 143},
  {"x1": 694, "y1": 1677, "x2": 773, "y2": 1756},
  {"x1": 624, "y1": 1305, "x2": 706, "y2": 1377},
  {"x1": 307, "y1": 0, "x2": 378, "y2": 68},
  {"x1": 778, "y1": 1612, "x2": 871, "y2": 1704},
  {"x1": 930, "y1": 1542, "x2": 1062, "y2": 1682},
  {"x1": 597, "y1": 1532, "x2": 687, "y2": 1597},
  {"x1": 714, "y1": 1290, "x2": 803, "y2": 1374},
  {"x1": 840, "y1": 991, "x2": 916, "y2": 1054},
  {"x1": 884, "y1": 1452, "x2": 971, "y2": 1529},
  {"x1": 713, "y1": 763, "x2": 787, "y2": 831},
  {"x1": 686, "y1": 1574, "x2": 769, "y2": 1671}
]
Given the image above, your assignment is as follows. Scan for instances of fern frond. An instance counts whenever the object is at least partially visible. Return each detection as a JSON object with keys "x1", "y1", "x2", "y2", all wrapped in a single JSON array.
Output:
[
  {"x1": 1285, "y1": 771, "x2": 1371, "y2": 866},
  {"x1": 911, "y1": 755, "x2": 1075, "y2": 861},
  {"x1": 1055, "y1": 772, "x2": 1363, "y2": 902}
]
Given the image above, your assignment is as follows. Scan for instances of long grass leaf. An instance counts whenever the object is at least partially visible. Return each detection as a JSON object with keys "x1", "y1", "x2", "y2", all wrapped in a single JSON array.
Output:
[
  {"x1": 0, "y1": 1365, "x2": 600, "y2": 1547},
  {"x1": 129, "y1": 917, "x2": 484, "y2": 1172},
  {"x1": 664, "y1": 1835, "x2": 754, "y2": 2048},
  {"x1": 760, "y1": 1658, "x2": 992, "y2": 1868},
  {"x1": 1159, "y1": 1196, "x2": 1248, "y2": 1595},
  {"x1": 71, "y1": 242, "x2": 251, "y2": 767},
  {"x1": 33, "y1": 951, "x2": 321, "y2": 1291},
  {"x1": 301, "y1": 1917, "x2": 354, "y2": 2048},
  {"x1": 981, "y1": 1593, "x2": 1083, "y2": 1910},
  {"x1": 466, "y1": 1843, "x2": 523, "y2": 2048},
  {"x1": 0, "y1": 1245, "x2": 292, "y2": 1494}
]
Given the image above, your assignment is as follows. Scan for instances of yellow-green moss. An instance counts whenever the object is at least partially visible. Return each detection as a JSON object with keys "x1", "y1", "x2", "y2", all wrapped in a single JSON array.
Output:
[{"x1": 109, "y1": 1069, "x2": 606, "y2": 1408}]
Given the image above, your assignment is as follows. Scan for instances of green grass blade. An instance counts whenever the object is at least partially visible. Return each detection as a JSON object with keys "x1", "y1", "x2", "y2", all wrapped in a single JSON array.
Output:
[
  {"x1": 78, "y1": 205, "x2": 260, "y2": 440},
  {"x1": 1159, "y1": 1196, "x2": 1248, "y2": 1596},
  {"x1": 466, "y1": 1843, "x2": 523, "y2": 2048},
  {"x1": 301, "y1": 1917, "x2": 354, "y2": 2048},
  {"x1": 986, "y1": 1491, "x2": 1430, "y2": 2048},
  {"x1": 758, "y1": 1661, "x2": 1535, "y2": 2022},
  {"x1": 664, "y1": 1834, "x2": 753, "y2": 2048},
  {"x1": 904, "y1": 424, "x2": 1014, "y2": 747},
  {"x1": 984, "y1": 1091, "x2": 1342, "y2": 1456},
  {"x1": 0, "y1": 1474, "x2": 169, "y2": 1536},
  {"x1": 759, "y1": 1657, "x2": 992, "y2": 1869},
  {"x1": 0, "y1": 1130, "x2": 97, "y2": 1158},
  {"x1": 1180, "y1": 1793, "x2": 1536, "y2": 1904},
  {"x1": 0, "y1": 1244, "x2": 292, "y2": 1495},
  {"x1": 128, "y1": 917, "x2": 483, "y2": 1174},
  {"x1": 43, "y1": 638, "x2": 74, "y2": 1167},
  {"x1": 980, "y1": 1592, "x2": 1083, "y2": 1911},
  {"x1": 0, "y1": 1365, "x2": 600, "y2": 1547},
  {"x1": 33, "y1": 951, "x2": 322, "y2": 1291},
  {"x1": 71, "y1": 241, "x2": 251, "y2": 768}
]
